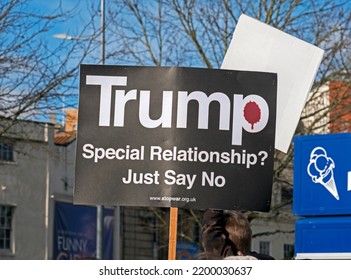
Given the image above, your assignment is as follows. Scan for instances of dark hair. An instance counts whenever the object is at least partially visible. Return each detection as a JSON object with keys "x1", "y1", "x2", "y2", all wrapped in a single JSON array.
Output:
[{"x1": 200, "y1": 209, "x2": 252, "y2": 259}]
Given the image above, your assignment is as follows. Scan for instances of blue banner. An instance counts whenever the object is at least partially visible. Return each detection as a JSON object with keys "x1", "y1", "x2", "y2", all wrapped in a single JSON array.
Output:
[{"x1": 53, "y1": 201, "x2": 114, "y2": 260}]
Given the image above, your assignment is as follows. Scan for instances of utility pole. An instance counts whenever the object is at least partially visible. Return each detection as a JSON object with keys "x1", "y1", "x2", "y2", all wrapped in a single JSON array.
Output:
[{"x1": 96, "y1": 0, "x2": 105, "y2": 260}]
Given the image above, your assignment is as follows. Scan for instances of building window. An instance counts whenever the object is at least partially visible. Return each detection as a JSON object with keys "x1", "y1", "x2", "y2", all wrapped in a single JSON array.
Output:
[
  {"x1": 283, "y1": 244, "x2": 294, "y2": 260},
  {"x1": 0, "y1": 206, "x2": 14, "y2": 251},
  {"x1": 0, "y1": 143, "x2": 14, "y2": 162},
  {"x1": 259, "y1": 241, "x2": 271, "y2": 256}
]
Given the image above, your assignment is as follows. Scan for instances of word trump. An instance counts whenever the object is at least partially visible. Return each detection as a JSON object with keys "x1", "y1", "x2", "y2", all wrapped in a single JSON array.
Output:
[{"x1": 86, "y1": 75, "x2": 270, "y2": 146}]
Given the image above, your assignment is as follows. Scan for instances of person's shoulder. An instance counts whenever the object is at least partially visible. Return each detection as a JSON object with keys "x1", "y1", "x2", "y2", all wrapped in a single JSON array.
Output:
[
  {"x1": 224, "y1": 255, "x2": 258, "y2": 260},
  {"x1": 248, "y1": 251, "x2": 275, "y2": 260}
]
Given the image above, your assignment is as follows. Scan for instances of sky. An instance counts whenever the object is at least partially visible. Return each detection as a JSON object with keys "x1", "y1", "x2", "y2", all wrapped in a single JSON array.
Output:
[
  {"x1": 18, "y1": 0, "x2": 351, "y2": 125},
  {"x1": 29, "y1": 0, "x2": 95, "y2": 44},
  {"x1": 24, "y1": 0, "x2": 102, "y2": 123}
]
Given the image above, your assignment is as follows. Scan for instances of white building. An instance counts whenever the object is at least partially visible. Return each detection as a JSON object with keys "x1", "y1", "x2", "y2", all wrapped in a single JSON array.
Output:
[{"x1": 0, "y1": 119, "x2": 55, "y2": 259}]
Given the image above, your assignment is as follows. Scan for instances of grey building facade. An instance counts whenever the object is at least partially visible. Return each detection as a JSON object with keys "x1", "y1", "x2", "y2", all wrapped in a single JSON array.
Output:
[{"x1": 0, "y1": 120, "x2": 53, "y2": 259}]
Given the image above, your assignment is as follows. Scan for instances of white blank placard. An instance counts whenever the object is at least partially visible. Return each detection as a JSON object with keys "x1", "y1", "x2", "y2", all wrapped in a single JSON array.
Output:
[{"x1": 221, "y1": 14, "x2": 324, "y2": 153}]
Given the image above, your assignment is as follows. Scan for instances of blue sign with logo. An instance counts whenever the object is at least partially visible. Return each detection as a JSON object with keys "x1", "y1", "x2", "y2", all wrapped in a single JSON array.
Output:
[{"x1": 294, "y1": 133, "x2": 351, "y2": 216}]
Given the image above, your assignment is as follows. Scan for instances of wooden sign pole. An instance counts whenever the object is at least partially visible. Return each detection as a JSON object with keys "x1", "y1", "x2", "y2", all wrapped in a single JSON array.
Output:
[{"x1": 168, "y1": 207, "x2": 178, "y2": 260}]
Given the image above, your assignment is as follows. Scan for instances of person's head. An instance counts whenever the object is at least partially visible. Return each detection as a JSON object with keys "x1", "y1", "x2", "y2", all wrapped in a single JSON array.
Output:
[{"x1": 201, "y1": 209, "x2": 252, "y2": 258}]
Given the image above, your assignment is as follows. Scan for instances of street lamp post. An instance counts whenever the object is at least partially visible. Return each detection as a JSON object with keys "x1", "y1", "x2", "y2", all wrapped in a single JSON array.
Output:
[
  {"x1": 100, "y1": 0, "x2": 105, "y2": 65},
  {"x1": 96, "y1": 0, "x2": 105, "y2": 260}
]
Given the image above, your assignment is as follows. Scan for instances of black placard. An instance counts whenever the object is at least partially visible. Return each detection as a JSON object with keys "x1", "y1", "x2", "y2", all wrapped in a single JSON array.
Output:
[{"x1": 74, "y1": 65, "x2": 277, "y2": 211}]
